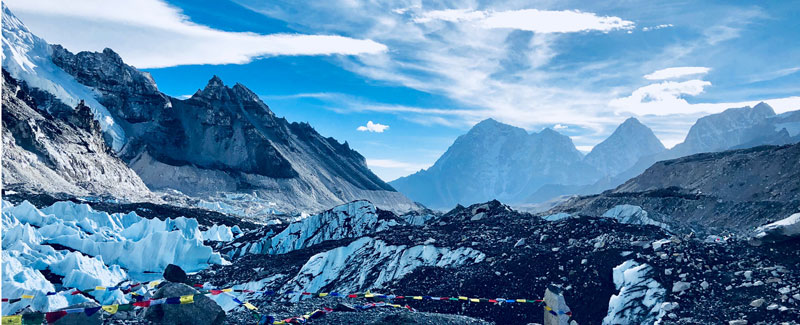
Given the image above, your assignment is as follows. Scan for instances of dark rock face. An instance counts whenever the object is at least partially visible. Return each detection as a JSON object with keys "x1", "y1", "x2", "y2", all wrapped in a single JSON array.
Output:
[
  {"x1": 49, "y1": 46, "x2": 415, "y2": 212},
  {"x1": 50, "y1": 45, "x2": 171, "y2": 124},
  {"x1": 143, "y1": 283, "x2": 225, "y2": 325},
  {"x1": 551, "y1": 144, "x2": 800, "y2": 233},
  {"x1": 1, "y1": 70, "x2": 152, "y2": 200},
  {"x1": 164, "y1": 264, "x2": 188, "y2": 284}
]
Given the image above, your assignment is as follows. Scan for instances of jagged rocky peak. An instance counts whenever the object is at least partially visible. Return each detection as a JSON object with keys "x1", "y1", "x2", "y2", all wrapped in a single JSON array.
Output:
[
  {"x1": 50, "y1": 44, "x2": 170, "y2": 123},
  {"x1": 191, "y1": 75, "x2": 269, "y2": 110}
]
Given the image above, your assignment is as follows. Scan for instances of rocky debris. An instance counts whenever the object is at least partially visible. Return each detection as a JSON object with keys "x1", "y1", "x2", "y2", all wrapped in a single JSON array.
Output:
[
  {"x1": 195, "y1": 199, "x2": 800, "y2": 324},
  {"x1": 548, "y1": 143, "x2": 800, "y2": 234},
  {"x1": 164, "y1": 264, "x2": 188, "y2": 284},
  {"x1": 143, "y1": 283, "x2": 225, "y2": 325},
  {"x1": 53, "y1": 302, "x2": 101, "y2": 325}
]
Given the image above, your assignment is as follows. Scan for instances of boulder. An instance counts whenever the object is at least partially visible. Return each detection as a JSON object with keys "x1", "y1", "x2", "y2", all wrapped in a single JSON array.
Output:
[
  {"x1": 54, "y1": 301, "x2": 102, "y2": 325},
  {"x1": 164, "y1": 264, "x2": 188, "y2": 284},
  {"x1": 144, "y1": 283, "x2": 225, "y2": 325},
  {"x1": 543, "y1": 286, "x2": 572, "y2": 325}
]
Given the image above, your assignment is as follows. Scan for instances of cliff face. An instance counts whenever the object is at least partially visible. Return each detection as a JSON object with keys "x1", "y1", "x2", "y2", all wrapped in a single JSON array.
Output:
[
  {"x1": 48, "y1": 46, "x2": 415, "y2": 213},
  {"x1": 1, "y1": 70, "x2": 152, "y2": 200}
]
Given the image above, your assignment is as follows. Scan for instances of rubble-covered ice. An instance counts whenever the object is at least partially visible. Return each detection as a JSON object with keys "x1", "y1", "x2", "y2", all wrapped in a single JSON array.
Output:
[
  {"x1": 602, "y1": 205, "x2": 669, "y2": 229},
  {"x1": 268, "y1": 200, "x2": 399, "y2": 254},
  {"x1": 282, "y1": 237, "x2": 485, "y2": 299},
  {"x1": 751, "y1": 212, "x2": 800, "y2": 244}
]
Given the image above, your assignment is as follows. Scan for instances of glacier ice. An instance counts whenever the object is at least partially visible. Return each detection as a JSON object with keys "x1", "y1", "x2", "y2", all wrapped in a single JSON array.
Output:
[
  {"x1": 268, "y1": 200, "x2": 399, "y2": 255},
  {"x1": 602, "y1": 205, "x2": 669, "y2": 229},
  {"x1": 282, "y1": 237, "x2": 485, "y2": 299},
  {"x1": 603, "y1": 260, "x2": 667, "y2": 324},
  {"x1": 1, "y1": 200, "x2": 222, "y2": 314}
]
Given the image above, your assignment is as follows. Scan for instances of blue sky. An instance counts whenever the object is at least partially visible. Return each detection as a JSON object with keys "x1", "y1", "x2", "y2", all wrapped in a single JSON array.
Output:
[{"x1": 7, "y1": 0, "x2": 800, "y2": 181}]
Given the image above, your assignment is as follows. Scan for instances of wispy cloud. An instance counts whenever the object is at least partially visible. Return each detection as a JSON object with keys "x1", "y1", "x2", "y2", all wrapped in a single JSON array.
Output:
[
  {"x1": 642, "y1": 24, "x2": 673, "y2": 32},
  {"x1": 367, "y1": 159, "x2": 429, "y2": 171},
  {"x1": 414, "y1": 9, "x2": 635, "y2": 33},
  {"x1": 644, "y1": 67, "x2": 710, "y2": 80},
  {"x1": 357, "y1": 121, "x2": 389, "y2": 133},
  {"x1": 4, "y1": 0, "x2": 386, "y2": 68}
]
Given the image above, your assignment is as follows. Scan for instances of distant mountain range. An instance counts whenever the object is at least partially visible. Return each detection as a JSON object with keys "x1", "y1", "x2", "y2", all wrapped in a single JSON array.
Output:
[
  {"x1": 1, "y1": 6, "x2": 416, "y2": 214},
  {"x1": 392, "y1": 103, "x2": 800, "y2": 210},
  {"x1": 389, "y1": 118, "x2": 595, "y2": 209}
]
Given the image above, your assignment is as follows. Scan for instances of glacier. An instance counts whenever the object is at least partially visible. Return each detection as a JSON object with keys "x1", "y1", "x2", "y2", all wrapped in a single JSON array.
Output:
[
  {"x1": 1, "y1": 200, "x2": 223, "y2": 315},
  {"x1": 281, "y1": 236, "x2": 485, "y2": 299},
  {"x1": 267, "y1": 200, "x2": 399, "y2": 255}
]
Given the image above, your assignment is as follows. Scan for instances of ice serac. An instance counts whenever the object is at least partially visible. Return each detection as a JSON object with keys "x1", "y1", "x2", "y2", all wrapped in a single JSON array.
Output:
[
  {"x1": 391, "y1": 118, "x2": 592, "y2": 209},
  {"x1": 48, "y1": 40, "x2": 415, "y2": 213},
  {"x1": 1, "y1": 70, "x2": 152, "y2": 201},
  {"x1": 268, "y1": 200, "x2": 400, "y2": 254},
  {"x1": 603, "y1": 260, "x2": 666, "y2": 325},
  {"x1": 281, "y1": 237, "x2": 485, "y2": 298},
  {"x1": 584, "y1": 117, "x2": 665, "y2": 176},
  {"x1": 1, "y1": 5, "x2": 126, "y2": 151}
]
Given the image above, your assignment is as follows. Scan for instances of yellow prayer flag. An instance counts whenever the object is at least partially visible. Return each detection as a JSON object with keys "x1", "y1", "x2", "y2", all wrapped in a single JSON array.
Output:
[
  {"x1": 412, "y1": 296, "x2": 422, "y2": 300},
  {"x1": 1, "y1": 315, "x2": 22, "y2": 325},
  {"x1": 516, "y1": 299, "x2": 526, "y2": 303},
  {"x1": 544, "y1": 306, "x2": 553, "y2": 311},
  {"x1": 149, "y1": 281, "x2": 161, "y2": 288},
  {"x1": 95, "y1": 286, "x2": 106, "y2": 291},
  {"x1": 458, "y1": 296, "x2": 468, "y2": 300},
  {"x1": 222, "y1": 288, "x2": 233, "y2": 292},
  {"x1": 20, "y1": 295, "x2": 34, "y2": 299},
  {"x1": 102, "y1": 304, "x2": 119, "y2": 314},
  {"x1": 180, "y1": 295, "x2": 194, "y2": 304},
  {"x1": 364, "y1": 293, "x2": 375, "y2": 298},
  {"x1": 318, "y1": 293, "x2": 328, "y2": 297},
  {"x1": 469, "y1": 298, "x2": 480, "y2": 302}
]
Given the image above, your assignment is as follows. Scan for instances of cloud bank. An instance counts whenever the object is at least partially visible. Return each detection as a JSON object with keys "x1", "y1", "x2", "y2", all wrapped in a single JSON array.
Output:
[{"x1": 4, "y1": 0, "x2": 386, "y2": 68}]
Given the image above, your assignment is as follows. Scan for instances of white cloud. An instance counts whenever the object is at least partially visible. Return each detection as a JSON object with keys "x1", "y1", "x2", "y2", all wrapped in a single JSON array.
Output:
[
  {"x1": 367, "y1": 159, "x2": 429, "y2": 171},
  {"x1": 553, "y1": 124, "x2": 568, "y2": 129},
  {"x1": 644, "y1": 67, "x2": 710, "y2": 80},
  {"x1": 481, "y1": 9, "x2": 635, "y2": 33},
  {"x1": 4, "y1": 0, "x2": 386, "y2": 68},
  {"x1": 642, "y1": 24, "x2": 673, "y2": 31},
  {"x1": 357, "y1": 121, "x2": 390, "y2": 133},
  {"x1": 413, "y1": 9, "x2": 487, "y2": 23},
  {"x1": 610, "y1": 79, "x2": 712, "y2": 115},
  {"x1": 414, "y1": 9, "x2": 635, "y2": 33}
]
